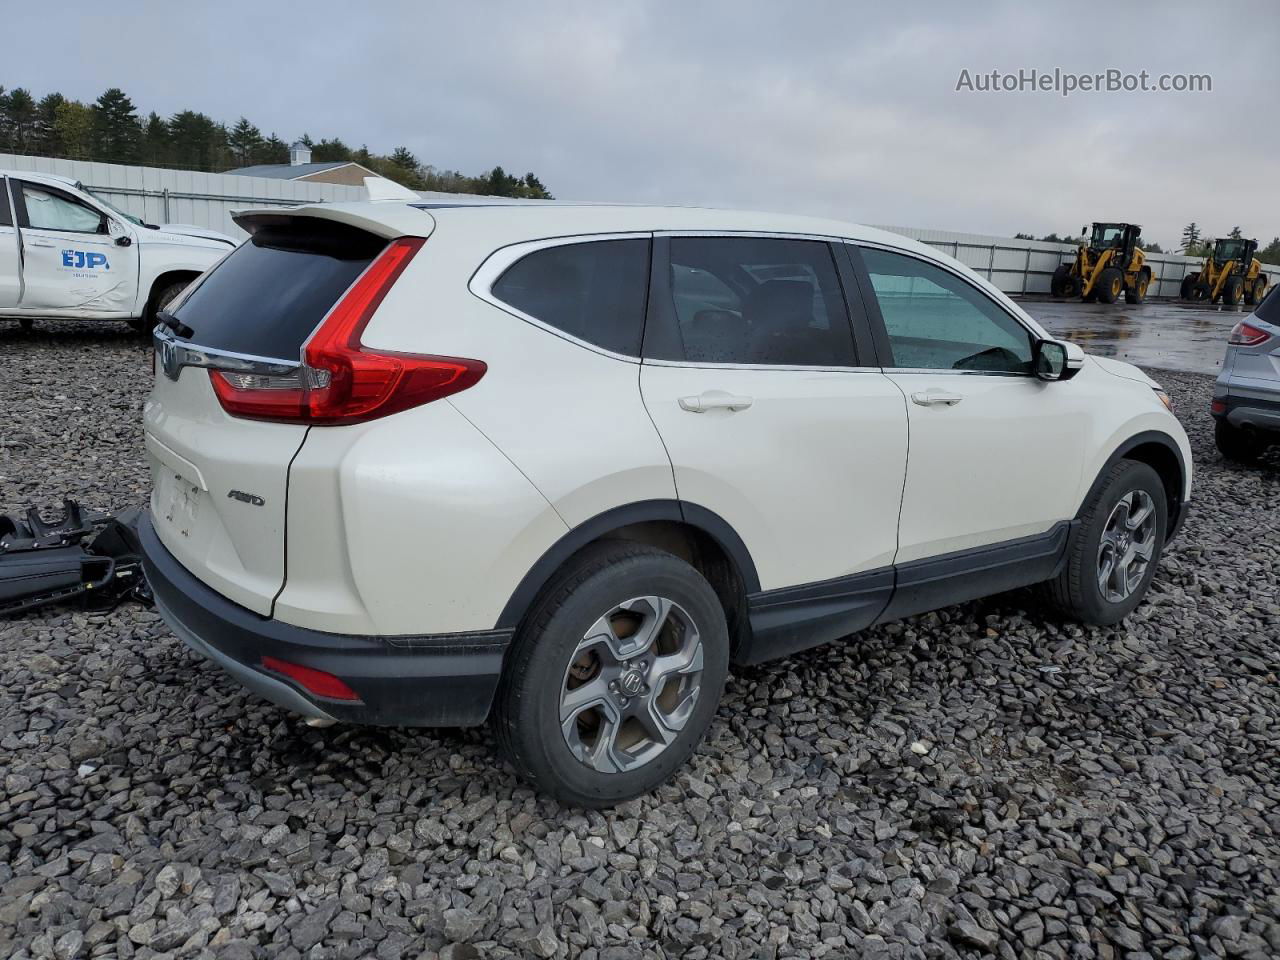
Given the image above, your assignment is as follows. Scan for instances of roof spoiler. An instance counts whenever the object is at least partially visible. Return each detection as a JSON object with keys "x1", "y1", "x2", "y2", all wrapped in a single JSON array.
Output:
[{"x1": 364, "y1": 176, "x2": 419, "y2": 202}]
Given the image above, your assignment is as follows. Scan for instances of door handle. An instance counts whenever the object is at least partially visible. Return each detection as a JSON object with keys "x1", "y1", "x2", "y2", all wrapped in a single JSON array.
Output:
[
  {"x1": 678, "y1": 391, "x2": 754, "y2": 413},
  {"x1": 911, "y1": 390, "x2": 964, "y2": 407},
  {"x1": 26, "y1": 239, "x2": 55, "y2": 248}
]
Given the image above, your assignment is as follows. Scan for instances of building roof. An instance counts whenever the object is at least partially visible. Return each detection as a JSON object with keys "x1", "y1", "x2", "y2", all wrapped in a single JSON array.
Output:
[{"x1": 226, "y1": 160, "x2": 359, "y2": 180}]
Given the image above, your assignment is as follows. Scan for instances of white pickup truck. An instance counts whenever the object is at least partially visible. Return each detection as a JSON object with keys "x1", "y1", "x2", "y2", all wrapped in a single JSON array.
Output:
[{"x1": 0, "y1": 170, "x2": 236, "y2": 331}]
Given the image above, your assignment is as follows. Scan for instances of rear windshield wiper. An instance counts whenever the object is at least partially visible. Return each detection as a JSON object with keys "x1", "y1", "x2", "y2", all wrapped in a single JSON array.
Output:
[{"x1": 156, "y1": 310, "x2": 194, "y2": 340}]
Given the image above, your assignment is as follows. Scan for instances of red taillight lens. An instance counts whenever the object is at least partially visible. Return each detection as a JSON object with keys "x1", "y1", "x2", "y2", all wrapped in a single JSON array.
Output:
[
  {"x1": 210, "y1": 237, "x2": 486, "y2": 425},
  {"x1": 261, "y1": 656, "x2": 361, "y2": 701},
  {"x1": 1228, "y1": 321, "x2": 1271, "y2": 347},
  {"x1": 1210, "y1": 399, "x2": 1227, "y2": 415}
]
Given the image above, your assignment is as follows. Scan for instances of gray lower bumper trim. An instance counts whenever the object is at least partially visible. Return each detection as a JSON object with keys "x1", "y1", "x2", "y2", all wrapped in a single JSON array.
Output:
[
  {"x1": 155, "y1": 592, "x2": 338, "y2": 723},
  {"x1": 1227, "y1": 406, "x2": 1280, "y2": 430}
]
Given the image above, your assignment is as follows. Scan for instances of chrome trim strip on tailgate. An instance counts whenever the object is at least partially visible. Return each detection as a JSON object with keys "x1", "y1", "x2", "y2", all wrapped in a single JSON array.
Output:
[{"x1": 153, "y1": 327, "x2": 300, "y2": 382}]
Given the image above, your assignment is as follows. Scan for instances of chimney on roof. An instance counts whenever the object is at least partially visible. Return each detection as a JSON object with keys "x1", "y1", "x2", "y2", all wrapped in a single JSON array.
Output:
[{"x1": 289, "y1": 141, "x2": 312, "y2": 166}]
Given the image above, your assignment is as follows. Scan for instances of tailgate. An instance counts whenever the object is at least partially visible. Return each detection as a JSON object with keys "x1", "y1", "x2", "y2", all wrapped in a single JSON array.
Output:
[
  {"x1": 144, "y1": 372, "x2": 306, "y2": 615},
  {"x1": 143, "y1": 216, "x2": 393, "y2": 614}
]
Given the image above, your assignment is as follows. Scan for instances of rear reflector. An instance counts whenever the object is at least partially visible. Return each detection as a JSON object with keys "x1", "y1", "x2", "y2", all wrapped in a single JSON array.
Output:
[
  {"x1": 261, "y1": 656, "x2": 361, "y2": 701},
  {"x1": 210, "y1": 236, "x2": 486, "y2": 425},
  {"x1": 1210, "y1": 399, "x2": 1227, "y2": 415},
  {"x1": 1228, "y1": 321, "x2": 1271, "y2": 347}
]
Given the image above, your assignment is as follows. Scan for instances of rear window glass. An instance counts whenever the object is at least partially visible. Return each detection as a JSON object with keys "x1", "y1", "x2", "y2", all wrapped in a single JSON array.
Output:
[
  {"x1": 491, "y1": 238, "x2": 650, "y2": 356},
  {"x1": 172, "y1": 220, "x2": 385, "y2": 359}
]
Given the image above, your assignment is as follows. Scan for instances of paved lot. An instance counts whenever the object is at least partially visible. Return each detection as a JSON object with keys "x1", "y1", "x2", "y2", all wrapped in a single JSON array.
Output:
[
  {"x1": 1, "y1": 320, "x2": 1278, "y2": 960},
  {"x1": 1021, "y1": 298, "x2": 1250, "y2": 378}
]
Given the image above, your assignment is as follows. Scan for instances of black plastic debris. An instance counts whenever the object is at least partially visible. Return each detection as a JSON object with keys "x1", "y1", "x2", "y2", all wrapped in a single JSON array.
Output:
[{"x1": 0, "y1": 500, "x2": 151, "y2": 616}]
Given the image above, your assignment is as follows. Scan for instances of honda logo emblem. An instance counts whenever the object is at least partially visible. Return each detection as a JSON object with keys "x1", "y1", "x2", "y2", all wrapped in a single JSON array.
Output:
[{"x1": 159, "y1": 339, "x2": 181, "y2": 380}]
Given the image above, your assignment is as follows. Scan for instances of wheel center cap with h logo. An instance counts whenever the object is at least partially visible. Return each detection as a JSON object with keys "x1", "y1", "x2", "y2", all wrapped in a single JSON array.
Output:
[{"x1": 619, "y1": 670, "x2": 644, "y2": 697}]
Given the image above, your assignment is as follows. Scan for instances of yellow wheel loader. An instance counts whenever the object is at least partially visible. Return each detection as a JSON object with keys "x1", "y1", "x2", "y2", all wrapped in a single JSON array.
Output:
[
  {"x1": 1180, "y1": 238, "x2": 1269, "y2": 307},
  {"x1": 1051, "y1": 223, "x2": 1153, "y2": 305}
]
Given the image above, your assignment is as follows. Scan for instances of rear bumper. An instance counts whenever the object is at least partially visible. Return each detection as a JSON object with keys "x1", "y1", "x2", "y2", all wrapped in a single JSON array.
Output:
[
  {"x1": 1210, "y1": 391, "x2": 1280, "y2": 435},
  {"x1": 140, "y1": 511, "x2": 510, "y2": 727}
]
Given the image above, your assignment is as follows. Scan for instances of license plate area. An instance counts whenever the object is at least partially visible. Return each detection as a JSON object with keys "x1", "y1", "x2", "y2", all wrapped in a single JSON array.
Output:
[{"x1": 157, "y1": 470, "x2": 202, "y2": 538}]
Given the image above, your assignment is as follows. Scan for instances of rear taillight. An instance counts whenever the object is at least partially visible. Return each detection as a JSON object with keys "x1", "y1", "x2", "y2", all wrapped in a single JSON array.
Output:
[
  {"x1": 210, "y1": 237, "x2": 485, "y2": 425},
  {"x1": 1228, "y1": 321, "x2": 1271, "y2": 347},
  {"x1": 1210, "y1": 399, "x2": 1227, "y2": 415}
]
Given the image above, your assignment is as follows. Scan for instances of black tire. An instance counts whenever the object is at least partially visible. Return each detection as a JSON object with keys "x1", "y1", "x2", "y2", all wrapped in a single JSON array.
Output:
[
  {"x1": 1192, "y1": 281, "x2": 1212, "y2": 303},
  {"x1": 1222, "y1": 276, "x2": 1244, "y2": 307},
  {"x1": 493, "y1": 542, "x2": 730, "y2": 808},
  {"x1": 1250, "y1": 277, "x2": 1268, "y2": 306},
  {"x1": 1215, "y1": 420, "x2": 1267, "y2": 463},
  {"x1": 142, "y1": 279, "x2": 191, "y2": 333},
  {"x1": 1180, "y1": 274, "x2": 1199, "y2": 301},
  {"x1": 1050, "y1": 265, "x2": 1079, "y2": 299},
  {"x1": 1124, "y1": 269, "x2": 1151, "y2": 305},
  {"x1": 1095, "y1": 267, "x2": 1123, "y2": 304},
  {"x1": 1040, "y1": 460, "x2": 1167, "y2": 626},
  {"x1": 18, "y1": 317, "x2": 34, "y2": 333}
]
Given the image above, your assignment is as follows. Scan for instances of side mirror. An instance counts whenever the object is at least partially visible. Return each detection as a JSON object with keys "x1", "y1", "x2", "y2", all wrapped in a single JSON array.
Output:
[
  {"x1": 115, "y1": 235, "x2": 132, "y2": 247},
  {"x1": 1034, "y1": 339, "x2": 1082, "y2": 382}
]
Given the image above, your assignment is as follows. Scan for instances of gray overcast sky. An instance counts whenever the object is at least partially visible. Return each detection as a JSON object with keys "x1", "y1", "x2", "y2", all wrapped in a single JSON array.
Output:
[{"x1": 7, "y1": 1, "x2": 1276, "y2": 248}]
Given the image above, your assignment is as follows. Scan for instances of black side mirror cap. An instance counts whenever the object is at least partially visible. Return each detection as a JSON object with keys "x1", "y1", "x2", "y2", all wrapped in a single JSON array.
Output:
[{"x1": 115, "y1": 235, "x2": 132, "y2": 247}]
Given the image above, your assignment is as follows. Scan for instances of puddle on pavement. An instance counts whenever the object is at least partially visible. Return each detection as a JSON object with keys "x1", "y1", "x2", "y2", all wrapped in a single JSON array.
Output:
[{"x1": 1020, "y1": 298, "x2": 1253, "y2": 376}]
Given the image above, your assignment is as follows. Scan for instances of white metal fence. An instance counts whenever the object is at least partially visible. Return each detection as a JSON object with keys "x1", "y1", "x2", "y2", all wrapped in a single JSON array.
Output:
[
  {"x1": 3, "y1": 154, "x2": 1275, "y2": 296},
  {"x1": 877, "y1": 224, "x2": 1280, "y2": 298},
  {"x1": 0, "y1": 152, "x2": 366, "y2": 238}
]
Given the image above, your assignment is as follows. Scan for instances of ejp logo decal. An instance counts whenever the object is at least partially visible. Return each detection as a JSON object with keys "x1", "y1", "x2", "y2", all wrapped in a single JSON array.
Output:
[{"x1": 61, "y1": 250, "x2": 110, "y2": 270}]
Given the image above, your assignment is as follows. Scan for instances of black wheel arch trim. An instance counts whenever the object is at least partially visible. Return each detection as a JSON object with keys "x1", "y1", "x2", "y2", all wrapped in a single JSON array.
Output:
[
  {"x1": 494, "y1": 499, "x2": 761, "y2": 630},
  {"x1": 1084, "y1": 430, "x2": 1187, "y2": 540}
]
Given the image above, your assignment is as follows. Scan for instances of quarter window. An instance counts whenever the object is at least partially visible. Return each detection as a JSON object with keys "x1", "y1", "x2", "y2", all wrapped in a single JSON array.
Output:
[
  {"x1": 20, "y1": 184, "x2": 103, "y2": 233},
  {"x1": 860, "y1": 247, "x2": 1034, "y2": 373},
  {"x1": 661, "y1": 236, "x2": 855, "y2": 366},
  {"x1": 491, "y1": 238, "x2": 651, "y2": 357}
]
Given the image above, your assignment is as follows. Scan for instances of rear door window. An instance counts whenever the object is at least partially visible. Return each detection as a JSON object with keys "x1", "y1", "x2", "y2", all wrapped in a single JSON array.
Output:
[
  {"x1": 172, "y1": 220, "x2": 384, "y2": 359},
  {"x1": 654, "y1": 236, "x2": 856, "y2": 366},
  {"x1": 490, "y1": 238, "x2": 651, "y2": 357}
]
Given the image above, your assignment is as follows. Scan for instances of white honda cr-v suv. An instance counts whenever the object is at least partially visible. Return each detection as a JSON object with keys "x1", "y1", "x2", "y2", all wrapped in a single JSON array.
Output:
[{"x1": 142, "y1": 201, "x2": 1191, "y2": 807}]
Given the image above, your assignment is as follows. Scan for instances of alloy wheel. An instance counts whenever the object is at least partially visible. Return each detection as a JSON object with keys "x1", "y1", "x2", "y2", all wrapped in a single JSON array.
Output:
[
  {"x1": 558, "y1": 596, "x2": 704, "y2": 773},
  {"x1": 1096, "y1": 490, "x2": 1157, "y2": 603}
]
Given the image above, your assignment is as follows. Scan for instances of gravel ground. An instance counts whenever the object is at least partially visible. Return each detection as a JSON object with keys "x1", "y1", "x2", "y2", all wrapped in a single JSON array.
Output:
[{"x1": 2, "y1": 320, "x2": 1278, "y2": 960}]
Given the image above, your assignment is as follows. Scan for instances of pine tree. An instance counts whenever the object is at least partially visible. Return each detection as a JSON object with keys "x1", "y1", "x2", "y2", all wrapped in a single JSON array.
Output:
[
  {"x1": 389, "y1": 146, "x2": 418, "y2": 171},
  {"x1": 140, "y1": 112, "x2": 170, "y2": 166},
  {"x1": 312, "y1": 137, "x2": 351, "y2": 162},
  {"x1": 168, "y1": 110, "x2": 227, "y2": 171},
  {"x1": 4, "y1": 88, "x2": 37, "y2": 153},
  {"x1": 520, "y1": 172, "x2": 552, "y2": 199},
  {"x1": 1180, "y1": 223, "x2": 1201, "y2": 254},
  {"x1": 482, "y1": 166, "x2": 521, "y2": 197},
  {"x1": 226, "y1": 117, "x2": 263, "y2": 166},
  {"x1": 258, "y1": 134, "x2": 289, "y2": 165},
  {"x1": 34, "y1": 93, "x2": 65, "y2": 155},
  {"x1": 91, "y1": 87, "x2": 141, "y2": 162},
  {"x1": 1228, "y1": 225, "x2": 1243, "y2": 240}
]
